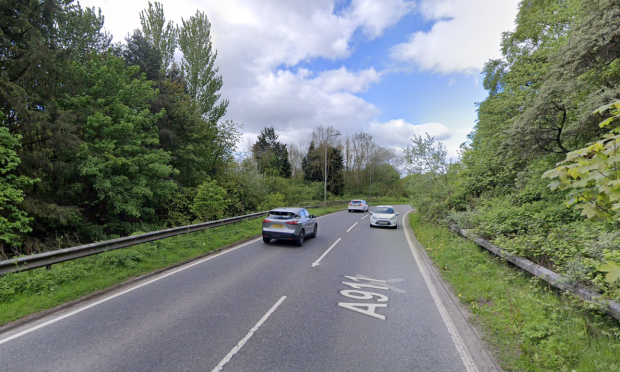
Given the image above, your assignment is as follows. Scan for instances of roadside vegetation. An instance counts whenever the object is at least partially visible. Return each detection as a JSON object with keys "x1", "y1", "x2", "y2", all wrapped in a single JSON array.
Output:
[
  {"x1": 405, "y1": 0, "x2": 620, "y2": 310},
  {"x1": 0, "y1": 204, "x2": 348, "y2": 326},
  {"x1": 410, "y1": 213, "x2": 620, "y2": 372}
]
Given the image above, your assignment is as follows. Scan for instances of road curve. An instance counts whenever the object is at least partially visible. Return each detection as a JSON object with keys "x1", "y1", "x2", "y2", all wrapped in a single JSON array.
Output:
[{"x1": 0, "y1": 205, "x2": 495, "y2": 371}]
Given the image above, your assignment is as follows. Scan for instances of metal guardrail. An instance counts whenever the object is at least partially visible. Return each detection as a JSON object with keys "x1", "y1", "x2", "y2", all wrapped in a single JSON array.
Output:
[
  {"x1": 0, "y1": 201, "x2": 349, "y2": 276},
  {"x1": 453, "y1": 227, "x2": 620, "y2": 322}
]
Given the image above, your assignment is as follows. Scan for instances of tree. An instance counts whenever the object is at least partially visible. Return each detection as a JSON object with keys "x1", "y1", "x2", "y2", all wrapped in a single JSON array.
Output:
[
  {"x1": 61, "y1": 53, "x2": 178, "y2": 221},
  {"x1": 191, "y1": 179, "x2": 228, "y2": 221},
  {"x1": 178, "y1": 10, "x2": 228, "y2": 122},
  {"x1": 139, "y1": 1, "x2": 177, "y2": 70},
  {"x1": 0, "y1": 126, "x2": 35, "y2": 251},
  {"x1": 123, "y1": 29, "x2": 162, "y2": 81},
  {"x1": 302, "y1": 141, "x2": 343, "y2": 195},
  {"x1": 404, "y1": 133, "x2": 449, "y2": 186},
  {"x1": 543, "y1": 100, "x2": 620, "y2": 221},
  {"x1": 252, "y1": 127, "x2": 292, "y2": 178}
]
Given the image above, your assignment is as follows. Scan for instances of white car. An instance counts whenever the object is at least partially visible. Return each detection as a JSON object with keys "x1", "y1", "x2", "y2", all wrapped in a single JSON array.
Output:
[
  {"x1": 348, "y1": 199, "x2": 369, "y2": 212},
  {"x1": 369, "y1": 205, "x2": 399, "y2": 229}
]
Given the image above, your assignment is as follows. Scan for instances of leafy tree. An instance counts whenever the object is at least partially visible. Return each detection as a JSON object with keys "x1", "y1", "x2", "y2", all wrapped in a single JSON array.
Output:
[
  {"x1": 258, "y1": 192, "x2": 285, "y2": 211},
  {"x1": 123, "y1": 29, "x2": 162, "y2": 81},
  {"x1": 139, "y1": 1, "x2": 178, "y2": 70},
  {"x1": 302, "y1": 141, "x2": 343, "y2": 195},
  {"x1": 178, "y1": 10, "x2": 228, "y2": 122},
  {"x1": 252, "y1": 127, "x2": 292, "y2": 178},
  {"x1": 404, "y1": 134, "x2": 449, "y2": 187},
  {"x1": 61, "y1": 53, "x2": 178, "y2": 221},
  {"x1": 543, "y1": 100, "x2": 620, "y2": 221},
  {"x1": 0, "y1": 126, "x2": 35, "y2": 251},
  {"x1": 191, "y1": 179, "x2": 228, "y2": 221}
]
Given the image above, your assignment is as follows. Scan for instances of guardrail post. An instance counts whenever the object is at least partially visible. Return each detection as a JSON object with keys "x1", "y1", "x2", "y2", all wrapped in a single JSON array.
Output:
[{"x1": 46, "y1": 264, "x2": 52, "y2": 270}]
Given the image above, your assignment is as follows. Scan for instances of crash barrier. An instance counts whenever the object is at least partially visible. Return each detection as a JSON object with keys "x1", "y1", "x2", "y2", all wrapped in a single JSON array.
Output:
[
  {"x1": 0, "y1": 201, "x2": 348, "y2": 276},
  {"x1": 453, "y1": 227, "x2": 620, "y2": 322}
]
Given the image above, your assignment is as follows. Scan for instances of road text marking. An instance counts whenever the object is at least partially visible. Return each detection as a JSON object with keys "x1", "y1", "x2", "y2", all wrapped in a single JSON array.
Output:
[
  {"x1": 311, "y1": 238, "x2": 341, "y2": 267},
  {"x1": 346, "y1": 222, "x2": 358, "y2": 232},
  {"x1": 337, "y1": 275, "x2": 403, "y2": 320},
  {"x1": 211, "y1": 296, "x2": 287, "y2": 372}
]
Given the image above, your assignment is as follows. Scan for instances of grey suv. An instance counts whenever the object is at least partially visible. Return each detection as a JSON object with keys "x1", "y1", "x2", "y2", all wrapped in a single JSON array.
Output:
[{"x1": 262, "y1": 207, "x2": 317, "y2": 246}]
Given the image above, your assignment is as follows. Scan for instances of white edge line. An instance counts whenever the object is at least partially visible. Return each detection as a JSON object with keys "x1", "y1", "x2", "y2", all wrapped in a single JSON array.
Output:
[
  {"x1": 211, "y1": 295, "x2": 287, "y2": 372},
  {"x1": 346, "y1": 222, "x2": 358, "y2": 233},
  {"x1": 311, "y1": 238, "x2": 342, "y2": 267},
  {"x1": 403, "y1": 211, "x2": 479, "y2": 372},
  {"x1": 0, "y1": 237, "x2": 262, "y2": 346}
]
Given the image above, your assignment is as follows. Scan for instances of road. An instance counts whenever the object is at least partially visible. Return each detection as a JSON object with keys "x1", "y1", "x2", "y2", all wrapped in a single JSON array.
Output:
[{"x1": 0, "y1": 205, "x2": 496, "y2": 371}]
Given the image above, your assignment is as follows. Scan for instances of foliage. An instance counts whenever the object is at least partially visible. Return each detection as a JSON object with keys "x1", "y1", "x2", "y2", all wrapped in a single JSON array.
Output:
[
  {"x1": 191, "y1": 179, "x2": 228, "y2": 221},
  {"x1": 139, "y1": 1, "x2": 178, "y2": 70},
  {"x1": 258, "y1": 192, "x2": 286, "y2": 211},
  {"x1": 0, "y1": 127, "x2": 35, "y2": 250},
  {"x1": 178, "y1": 10, "x2": 228, "y2": 122},
  {"x1": 62, "y1": 53, "x2": 178, "y2": 221},
  {"x1": 544, "y1": 100, "x2": 620, "y2": 221},
  {"x1": 252, "y1": 127, "x2": 292, "y2": 178}
]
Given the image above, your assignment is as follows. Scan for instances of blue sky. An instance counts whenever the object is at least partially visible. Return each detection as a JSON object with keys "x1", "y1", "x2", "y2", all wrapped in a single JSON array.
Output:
[{"x1": 79, "y1": 0, "x2": 520, "y2": 159}]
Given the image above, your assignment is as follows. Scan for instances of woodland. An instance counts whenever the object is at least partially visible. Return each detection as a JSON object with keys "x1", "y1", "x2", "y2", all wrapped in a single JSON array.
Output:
[
  {"x1": 407, "y1": 0, "x2": 620, "y2": 301},
  {"x1": 0, "y1": 1, "x2": 405, "y2": 258}
]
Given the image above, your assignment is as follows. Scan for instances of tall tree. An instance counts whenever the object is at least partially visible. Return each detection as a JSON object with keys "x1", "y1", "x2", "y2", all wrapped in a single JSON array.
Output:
[
  {"x1": 139, "y1": 1, "x2": 177, "y2": 70},
  {"x1": 178, "y1": 10, "x2": 228, "y2": 122},
  {"x1": 123, "y1": 29, "x2": 162, "y2": 81},
  {"x1": 60, "y1": 53, "x2": 178, "y2": 222},
  {"x1": 0, "y1": 125, "x2": 35, "y2": 254},
  {"x1": 252, "y1": 127, "x2": 292, "y2": 178}
]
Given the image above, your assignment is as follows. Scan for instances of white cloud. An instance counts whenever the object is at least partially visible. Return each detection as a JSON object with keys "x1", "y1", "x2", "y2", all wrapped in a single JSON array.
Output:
[
  {"x1": 390, "y1": 0, "x2": 520, "y2": 74},
  {"x1": 78, "y1": 0, "x2": 414, "y2": 141},
  {"x1": 368, "y1": 119, "x2": 451, "y2": 149}
]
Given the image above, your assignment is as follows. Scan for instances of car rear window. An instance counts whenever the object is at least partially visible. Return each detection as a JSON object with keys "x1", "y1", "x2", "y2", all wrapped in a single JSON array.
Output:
[
  {"x1": 374, "y1": 207, "x2": 394, "y2": 214},
  {"x1": 268, "y1": 211, "x2": 295, "y2": 219},
  {"x1": 351, "y1": 200, "x2": 362, "y2": 203}
]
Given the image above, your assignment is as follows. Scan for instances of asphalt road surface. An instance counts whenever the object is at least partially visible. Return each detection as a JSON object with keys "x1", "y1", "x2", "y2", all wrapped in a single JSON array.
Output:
[{"x1": 0, "y1": 205, "x2": 496, "y2": 371}]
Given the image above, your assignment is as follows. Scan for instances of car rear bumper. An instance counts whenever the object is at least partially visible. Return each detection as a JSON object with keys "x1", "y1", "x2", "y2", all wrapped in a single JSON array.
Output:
[
  {"x1": 262, "y1": 230, "x2": 301, "y2": 240},
  {"x1": 348, "y1": 206, "x2": 366, "y2": 211}
]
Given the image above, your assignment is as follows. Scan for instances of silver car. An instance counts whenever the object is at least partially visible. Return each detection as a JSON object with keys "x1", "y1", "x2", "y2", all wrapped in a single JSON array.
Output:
[
  {"x1": 262, "y1": 207, "x2": 317, "y2": 246},
  {"x1": 348, "y1": 199, "x2": 369, "y2": 212},
  {"x1": 369, "y1": 205, "x2": 399, "y2": 229}
]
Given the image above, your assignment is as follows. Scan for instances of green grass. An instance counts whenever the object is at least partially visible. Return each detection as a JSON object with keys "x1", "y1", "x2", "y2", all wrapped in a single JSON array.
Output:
[
  {"x1": 409, "y1": 212, "x2": 620, "y2": 372},
  {"x1": 0, "y1": 204, "x2": 347, "y2": 327}
]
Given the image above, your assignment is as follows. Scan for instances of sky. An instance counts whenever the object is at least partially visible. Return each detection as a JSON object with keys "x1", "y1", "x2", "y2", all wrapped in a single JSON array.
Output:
[{"x1": 78, "y1": 0, "x2": 521, "y2": 160}]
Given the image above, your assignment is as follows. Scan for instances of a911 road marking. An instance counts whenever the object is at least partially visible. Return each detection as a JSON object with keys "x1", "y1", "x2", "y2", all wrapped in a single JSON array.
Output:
[
  {"x1": 337, "y1": 275, "x2": 403, "y2": 320},
  {"x1": 346, "y1": 222, "x2": 358, "y2": 232}
]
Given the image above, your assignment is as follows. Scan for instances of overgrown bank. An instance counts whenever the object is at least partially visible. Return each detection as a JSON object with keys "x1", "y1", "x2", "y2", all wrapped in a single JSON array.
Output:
[{"x1": 410, "y1": 213, "x2": 620, "y2": 372}]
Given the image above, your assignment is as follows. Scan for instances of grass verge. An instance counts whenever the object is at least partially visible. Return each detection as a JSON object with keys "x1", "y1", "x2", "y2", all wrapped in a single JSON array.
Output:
[
  {"x1": 0, "y1": 204, "x2": 347, "y2": 327},
  {"x1": 409, "y1": 212, "x2": 620, "y2": 372}
]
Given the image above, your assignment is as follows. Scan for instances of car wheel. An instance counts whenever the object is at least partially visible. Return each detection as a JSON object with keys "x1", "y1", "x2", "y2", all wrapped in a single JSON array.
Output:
[
  {"x1": 296, "y1": 230, "x2": 305, "y2": 246},
  {"x1": 310, "y1": 224, "x2": 317, "y2": 238},
  {"x1": 369, "y1": 223, "x2": 373, "y2": 228},
  {"x1": 392, "y1": 224, "x2": 398, "y2": 229},
  {"x1": 263, "y1": 237, "x2": 271, "y2": 243},
  {"x1": 348, "y1": 209, "x2": 351, "y2": 212}
]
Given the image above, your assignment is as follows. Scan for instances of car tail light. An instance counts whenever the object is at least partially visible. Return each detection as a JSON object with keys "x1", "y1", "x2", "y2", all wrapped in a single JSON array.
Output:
[
  {"x1": 262, "y1": 219, "x2": 270, "y2": 223},
  {"x1": 285, "y1": 221, "x2": 299, "y2": 225},
  {"x1": 348, "y1": 203, "x2": 351, "y2": 205}
]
